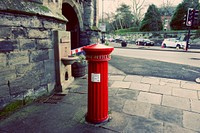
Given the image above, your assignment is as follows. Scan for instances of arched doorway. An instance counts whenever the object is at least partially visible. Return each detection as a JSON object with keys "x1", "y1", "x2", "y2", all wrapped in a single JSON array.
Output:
[{"x1": 62, "y1": 3, "x2": 80, "y2": 49}]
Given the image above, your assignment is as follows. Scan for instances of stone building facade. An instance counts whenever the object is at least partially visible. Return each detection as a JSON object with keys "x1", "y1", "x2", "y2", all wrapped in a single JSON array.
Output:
[{"x1": 0, "y1": 0, "x2": 99, "y2": 109}]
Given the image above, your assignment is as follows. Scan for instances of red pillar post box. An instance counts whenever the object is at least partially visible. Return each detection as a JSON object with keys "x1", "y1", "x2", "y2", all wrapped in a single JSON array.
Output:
[{"x1": 83, "y1": 44, "x2": 114, "y2": 124}]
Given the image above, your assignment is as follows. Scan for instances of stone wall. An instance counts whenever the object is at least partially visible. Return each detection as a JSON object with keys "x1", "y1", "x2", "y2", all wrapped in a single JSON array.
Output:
[
  {"x1": 117, "y1": 31, "x2": 198, "y2": 46},
  {"x1": 0, "y1": 11, "x2": 66, "y2": 109}
]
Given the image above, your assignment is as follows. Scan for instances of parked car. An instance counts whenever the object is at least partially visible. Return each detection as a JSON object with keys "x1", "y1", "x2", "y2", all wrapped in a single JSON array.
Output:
[
  {"x1": 161, "y1": 38, "x2": 189, "y2": 49},
  {"x1": 115, "y1": 38, "x2": 123, "y2": 43},
  {"x1": 108, "y1": 38, "x2": 115, "y2": 42},
  {"x1": 136, "y1": 38, "x2": 154, "y2": 46}
]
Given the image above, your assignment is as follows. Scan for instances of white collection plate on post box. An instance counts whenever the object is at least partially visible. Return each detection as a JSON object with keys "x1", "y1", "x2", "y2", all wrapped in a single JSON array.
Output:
[{"x1": 91, "y1": 73, "x2": 101, "y2": 82}]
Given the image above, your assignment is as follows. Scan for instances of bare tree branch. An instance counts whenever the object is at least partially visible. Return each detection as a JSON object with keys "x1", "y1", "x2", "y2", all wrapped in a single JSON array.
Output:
[{"x1": 130, "y1": 0, "x2": 146, "y2": 25}]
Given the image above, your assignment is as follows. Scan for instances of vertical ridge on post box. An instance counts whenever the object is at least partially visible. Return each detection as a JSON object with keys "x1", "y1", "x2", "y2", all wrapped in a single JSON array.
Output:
[{"x1": 87, "y1": 61, "x2": 108, "y2": 123}]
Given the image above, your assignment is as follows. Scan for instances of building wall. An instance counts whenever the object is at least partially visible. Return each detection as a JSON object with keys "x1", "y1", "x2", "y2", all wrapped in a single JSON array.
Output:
[
  {"x1": 44, "y1": 0, "x2": 100, "y2": 46},
  {"x1": 161, "y1": 16, "x2": 171, "y2": 31},
  {"x1": 0, "y1": 11, "x2": 66, "y2": 109},
  {"x1": 0, "y1": 0, "x2": 99, "y2": 109}
]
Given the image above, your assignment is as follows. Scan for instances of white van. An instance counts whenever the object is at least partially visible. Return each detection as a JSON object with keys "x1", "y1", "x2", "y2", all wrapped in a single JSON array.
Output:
[{"x1": 161, "y1": 38, "x2": 188, "y2": 49}]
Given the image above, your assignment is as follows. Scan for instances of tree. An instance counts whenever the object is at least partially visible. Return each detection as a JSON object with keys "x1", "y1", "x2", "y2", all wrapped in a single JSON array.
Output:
[
  {"x1": 169, "y1": 3, "x2": 187, "y2": 30},
  {"x1": 130, "y1": 0, "x2": 146, "y2": 25},
  {"x1": 159, "y1": 6, "x2": 175, "y2": 16},
  {"x1": 139, "y1": 4, "x2": 163, "y2": 31},
  {"x1": 159, "y1": 0, "x2": 175, "y2": 16},
  {"x1": 170, "y1": 0, "x2": 200, "y2": 30},
  {"x1": 103, "y1": 13, "x2": 116, "y2": 32},
  {"x1": 115, "y1": 3, "x2": 134, "y2": 29}
]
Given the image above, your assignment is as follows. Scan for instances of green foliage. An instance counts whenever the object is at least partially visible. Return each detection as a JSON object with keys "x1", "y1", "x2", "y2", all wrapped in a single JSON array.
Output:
[
  {"x1": 170, "y1": 3, "x2": 188, "y2": 30},
  {"x1": 72, "y1": 53, "x2": 86, "y2": 64},
  {"x1": 139, "y1": 4, "x2": 163, "y2": 31},
  {"x1": 115, "y1": 27, "x2": 139, "y2": 34},
  {"x1": 105, "y1": 41, "x2": 109, "y2": 46},
  {"x1": 159, "y1": 6, "x2": 176, "y2": 16},
  {"x1": 115, "y1": 4, "x2": 134, "y2": 29},
  {"x1": 129, "y1": 27, "x2": 140, "y2": 32},
  {"x1": 170, "y1": 0, "x2": 200, "y2": 30},
  {"x1": 195, "y1": 29, "x2": 200, "y2": 38}
]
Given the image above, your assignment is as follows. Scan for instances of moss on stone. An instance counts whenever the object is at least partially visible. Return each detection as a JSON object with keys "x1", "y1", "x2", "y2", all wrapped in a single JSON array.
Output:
[
  {"x1": 0, "y1": 92, "x2": 54, "y2": 119},
  {"x1": 0, "y1": 96, "x2": 35, "y2": 119},
  {"x1": 0, "y1": 100, "x2": 23, "y2": 118},
  {"x1": 38, "y1": 5, "x2": 50, "y2": 13},
  {"x1": 0, "y1": 0, "x2": 67, "y2": 22}
]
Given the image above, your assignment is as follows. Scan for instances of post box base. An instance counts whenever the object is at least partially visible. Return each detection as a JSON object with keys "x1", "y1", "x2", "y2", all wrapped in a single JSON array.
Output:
[{"x1": 85, "y1": 114, "x2": 109, "y2": 124}]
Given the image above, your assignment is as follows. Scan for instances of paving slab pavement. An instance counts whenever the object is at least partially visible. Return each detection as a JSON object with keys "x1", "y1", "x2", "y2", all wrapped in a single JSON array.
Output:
[{"x1": 0, "y1": 64, "x2": 200, "y2": 133}]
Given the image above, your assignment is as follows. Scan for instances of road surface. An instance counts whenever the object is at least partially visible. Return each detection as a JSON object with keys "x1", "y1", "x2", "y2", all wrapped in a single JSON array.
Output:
[
  {"x1": 109, "y1": 45, "x2": 200, "y2": 81},
  {"x1": 112, "y1": 47, "x2": 200, "y2": 67}
]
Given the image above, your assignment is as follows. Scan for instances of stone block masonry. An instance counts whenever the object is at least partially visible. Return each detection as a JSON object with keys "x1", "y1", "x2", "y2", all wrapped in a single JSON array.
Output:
[{"x1": 0, "y1": 11, "x2": 66, "y2": 109}]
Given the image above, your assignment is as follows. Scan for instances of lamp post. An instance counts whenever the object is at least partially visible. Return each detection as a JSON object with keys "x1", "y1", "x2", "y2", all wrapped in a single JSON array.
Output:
[
  {"x1": 101, "y1": 0, "x2": 105, "y2": 44},
  {"x1": 102, "y1": 0, "x2": 104, "y2": 23}
]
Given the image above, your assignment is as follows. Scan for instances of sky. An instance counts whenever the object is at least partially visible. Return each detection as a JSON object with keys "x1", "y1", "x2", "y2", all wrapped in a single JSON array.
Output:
[{"x1": 99, "y1": 0, "x2": 183, "y2": 17}]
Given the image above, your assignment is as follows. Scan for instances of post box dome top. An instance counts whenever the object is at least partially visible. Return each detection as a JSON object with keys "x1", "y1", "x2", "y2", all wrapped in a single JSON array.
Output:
[{"x1": 83, "y1": 44, "x2": 114, "y2": 55}]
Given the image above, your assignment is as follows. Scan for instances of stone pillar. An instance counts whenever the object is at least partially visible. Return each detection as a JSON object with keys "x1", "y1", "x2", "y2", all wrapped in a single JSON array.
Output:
[
  {"x1": 93, "y1": 0, "x2": 99, "y2": 26},
  {"x1": 81, "y1": 0, "x2": 100, "y2": 45}
]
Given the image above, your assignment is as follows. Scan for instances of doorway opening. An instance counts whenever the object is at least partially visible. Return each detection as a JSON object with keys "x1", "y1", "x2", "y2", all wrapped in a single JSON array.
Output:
[{"x1": 62, "y1": 3, "x2": 80, "y2": 49}]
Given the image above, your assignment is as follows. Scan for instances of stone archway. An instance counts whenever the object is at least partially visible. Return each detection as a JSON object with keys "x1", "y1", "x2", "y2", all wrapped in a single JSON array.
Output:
[
  {"x1": 62, "y1": 2, "x2": 82, "y2": 49},
  {"x1": 62, "y1": 3, "x2": 79, "y2": 49}
]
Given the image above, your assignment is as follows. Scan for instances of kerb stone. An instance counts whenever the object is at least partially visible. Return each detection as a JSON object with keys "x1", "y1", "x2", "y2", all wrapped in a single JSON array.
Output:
[
  {"x1": 141, "y1": 77, "x2": 160, "y2": 85},
  {"x1": 150, "y1": 105, "x2": 183, "y2": 126},
  {"x1": 164, "y1": 123, "x2": 198, "y2": 133},
  {"x1": 111, "y1": 81, "x2": 131, "y2": 88},
  {"x1": 109, "y1": 75, "x2": 125, "y2": 81},
  {"x1": 190, "y1": 99, "x2": 200, "y2": 113},
  {"x1": 183, "y1": 111, "x2": 200, "y2": 132},
  {"x1": 124, "y1": 75, "x2": 143, "y2": 82},
  {"x1": 137, "y1": 92, "x2": 162, "y2": 105},
  {"x1": 150, "y1": 84, "x2": 172, "y2": 95},
  {"x1": 172, "y1": 87, "x2": 198, "y2": 99},
  {"x1": 181, "y1": 81, "x2": 200, "y2": 90},
  {"x1": 123, "y1": 100, "x2": 151, "y2": 118},
  {"x1": 130, "y1": 82, "x2": 150, "y2": 91},
  {"x1": 162, "y1": 95, "x2": 190, "y2": 110}
]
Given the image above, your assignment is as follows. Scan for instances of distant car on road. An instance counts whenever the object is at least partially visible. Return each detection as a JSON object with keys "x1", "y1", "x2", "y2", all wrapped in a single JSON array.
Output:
[
  {"x1": 115, "y1": 38, "x2": 123, "y2": 43},
  {"x1": 136, "y1": 38, "x2": 154, "y2": 46},
  {"x1": 108, "y1": 38, "x2": 115, "y2": 42},
  {"x1": 161, "y1": 38, "x2": 189, "y2": 49}
]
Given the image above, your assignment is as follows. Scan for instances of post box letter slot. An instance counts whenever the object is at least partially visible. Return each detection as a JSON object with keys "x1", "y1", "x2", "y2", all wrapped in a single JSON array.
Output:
[{"x1": 91, "y1": 73, "x2": 101, "y2": 82}]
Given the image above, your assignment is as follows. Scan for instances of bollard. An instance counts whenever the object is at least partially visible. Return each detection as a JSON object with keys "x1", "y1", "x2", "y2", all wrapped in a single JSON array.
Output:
[{"x1": 83, "y1": 44, "x2": 114, "y2": 124}]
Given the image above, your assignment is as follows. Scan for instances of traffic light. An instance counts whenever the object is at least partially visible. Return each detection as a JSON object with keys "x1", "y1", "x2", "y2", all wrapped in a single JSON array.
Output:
[
  {"x1": 193, "y1": 9, "x2": 199, "y2": 26},
  {"x1": 193, "y1": 9, "x2": 199, "y2": 20},
  {"x1": 185, "y1": 8, "x2": 199, "y2": 27},
  {"x1": 183, "y1": 14, "x2": 187, "y2": 25},
  {"x1": 186, "y1": 8, "x2": 194, "y2": 26}
]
